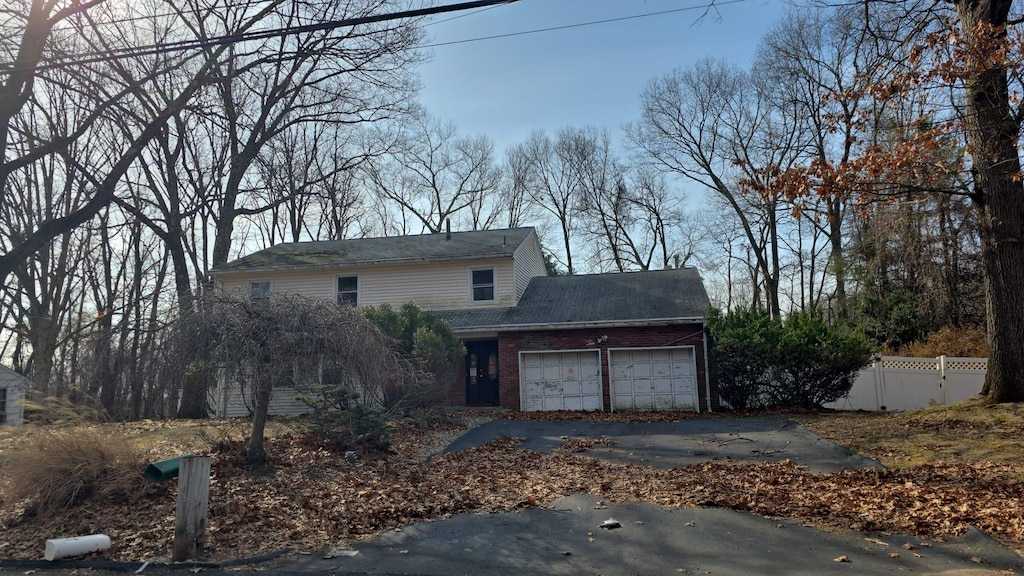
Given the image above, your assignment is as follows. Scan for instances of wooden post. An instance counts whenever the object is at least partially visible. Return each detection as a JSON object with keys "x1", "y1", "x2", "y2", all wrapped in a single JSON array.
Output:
[{"x1": 172, "y1": 455, "x2": 211, "y2": 562}]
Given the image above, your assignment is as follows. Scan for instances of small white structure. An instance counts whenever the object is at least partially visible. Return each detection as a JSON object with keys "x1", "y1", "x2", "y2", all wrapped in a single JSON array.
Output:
[
  {"x1": 825, "y1": 355, "x2": 987, "y2": 412},
  {"x1": 44, "y1": 534, "x2": 111, "y2": 561},
  {"x1": 0, "y1": 364, "x2": 28, "y2": 426}
]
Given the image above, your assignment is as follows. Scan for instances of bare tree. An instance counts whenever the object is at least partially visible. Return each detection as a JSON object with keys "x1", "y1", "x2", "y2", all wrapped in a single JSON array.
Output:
[
  {"x1": 756, "y1": 6, "x2": 912, "y2": 317},
  {"x1": 517, "y1": 129, "x2": 586, "y2": 275},
  {"x1": 617, "y1": 166, "x2": 692, "y2": 271},
  {"x1": 499, "y1": 141, "x2": 537, "y2": 229},
  {"x1": 629, "y1": 59, "x2": 798, "y2": 318},
  {"x1": 167, "y1": 292, "x2": 416, "y2": 464},
  {"x1": 364, "y1": 112, "x2": 502, "y2": 234}
]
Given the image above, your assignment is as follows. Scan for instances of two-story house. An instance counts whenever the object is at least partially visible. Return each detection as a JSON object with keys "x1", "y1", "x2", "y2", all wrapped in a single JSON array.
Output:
[{"x1": 209, "y1": 227, "x2": 714, "y2": 414}]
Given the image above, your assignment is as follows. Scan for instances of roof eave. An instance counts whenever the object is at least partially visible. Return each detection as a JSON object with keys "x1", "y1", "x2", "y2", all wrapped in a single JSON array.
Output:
[
  {"x1": 210, "y1": 251, "x2": 518, "y2": 276},
  {"x1": 450, "y1": 316, "x2": 707, "y2": 334}
]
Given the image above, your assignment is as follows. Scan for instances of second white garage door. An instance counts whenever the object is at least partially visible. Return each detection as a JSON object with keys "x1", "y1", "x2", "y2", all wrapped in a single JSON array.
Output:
[
  {"x1": 609, "y1": 347, "x2": 697, "y2": 411},
  {"x1": 520, "y1": 350, "x2": 602, "y2": 411}
]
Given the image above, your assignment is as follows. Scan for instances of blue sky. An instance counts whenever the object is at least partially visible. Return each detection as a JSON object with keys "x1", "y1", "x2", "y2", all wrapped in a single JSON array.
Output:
[{"x1": 417, "y1": 0, "x2": 792, "y2": 153}]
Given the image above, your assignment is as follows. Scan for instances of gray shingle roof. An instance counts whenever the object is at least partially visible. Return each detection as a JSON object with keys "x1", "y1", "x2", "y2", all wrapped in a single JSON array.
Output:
[
  {"x1": 434, "y1": 267, "x2": 710, "y2": 330},
  {"x1": 212, "y1": 228, "x2": 535, "y2": 273}
]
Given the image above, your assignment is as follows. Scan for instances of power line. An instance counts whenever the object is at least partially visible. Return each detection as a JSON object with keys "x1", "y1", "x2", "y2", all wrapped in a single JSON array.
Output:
[
  {"x1": 0, "y1": 0, "x2": 508, "y2": 33},
  {"x1": 420, "y1": 0, "x2": 748, "y2": 48},
  {"x1": 1, "y1": 0, "x2": 742, "y2": 73},
  {"x1": 0, "y1": 0, "x2": 520, "y2": 74},
  {"x1": 426, "y1": 1, "x2": 506, "y2": 26}
]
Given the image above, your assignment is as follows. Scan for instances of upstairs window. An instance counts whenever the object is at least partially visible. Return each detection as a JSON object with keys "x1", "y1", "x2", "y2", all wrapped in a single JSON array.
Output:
[
  {"x1": 249, "y1": 280, "x2": 271, "y2": 301},
  {"x1": 337, "y1": 276, "x2": 358, "y2": 306},
  {"x1": 472, "y1": 268, "x2": 495, "y2": 302}
]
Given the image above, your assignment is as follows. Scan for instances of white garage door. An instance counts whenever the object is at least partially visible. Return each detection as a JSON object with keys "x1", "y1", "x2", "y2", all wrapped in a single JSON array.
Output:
[
  {"x1": 610, "y1": 347, "x2": 697, "y2": 411},
  {"x1": 520, "y1": 350, "x2": 602, "y2": 411}
]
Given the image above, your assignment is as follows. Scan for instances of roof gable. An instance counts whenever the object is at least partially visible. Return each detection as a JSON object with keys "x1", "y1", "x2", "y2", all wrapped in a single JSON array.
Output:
[
  {"x1": 0, "y1": 365, "x2": 30, "y2": 388},
  {"x1": 213, "y1": 228, "x2": 536, "y2": 274}
]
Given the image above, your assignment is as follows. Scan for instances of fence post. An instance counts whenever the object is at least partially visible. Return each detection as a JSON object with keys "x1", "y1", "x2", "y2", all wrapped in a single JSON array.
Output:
[
  {"x1": 870, "y1": 355, "x2": 883, "y2": 410},
  {"x1": 172, "y1": 455, "x2": 211, "y2": 562},
  {"x1": 938, "y1": 355, "x2": 947, "y2": 405}
]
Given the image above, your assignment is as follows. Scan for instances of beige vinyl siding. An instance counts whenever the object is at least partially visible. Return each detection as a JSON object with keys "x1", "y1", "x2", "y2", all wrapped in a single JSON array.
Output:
[
  {"x1": 512, "y1": 231, "x2": 547, "y2": 301},
  {"x1": 213, "y1": 380, "x2": 311, "y2": 418},
  {"x1": 214, "y1": 257, "x2": 517, "y2": 309},
  {"x1": 218, "y1": 271, "x2": 334, "y2": 301},
  {"x1": 360, "y1": 259, "x2": 516, "y2": 308}
]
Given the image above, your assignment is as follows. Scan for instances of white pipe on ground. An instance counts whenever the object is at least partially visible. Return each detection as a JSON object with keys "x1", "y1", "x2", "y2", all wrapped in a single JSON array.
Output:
[{"x1": 44, "y1": 534, "x2": 111, "y2": 561}]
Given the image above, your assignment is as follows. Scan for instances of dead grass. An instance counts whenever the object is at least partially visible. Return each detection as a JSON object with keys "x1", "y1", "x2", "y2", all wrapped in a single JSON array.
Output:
[
  {"x1": 0, "y1": 428, "x2": 151, "y2": 517},
  {"x1": 793, "y1": 398, "x2": 1024, "y2": 475}
]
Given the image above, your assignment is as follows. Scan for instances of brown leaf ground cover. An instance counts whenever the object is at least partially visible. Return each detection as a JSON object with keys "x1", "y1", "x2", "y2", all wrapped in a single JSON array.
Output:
[{"x1": 1, "y1": 402, "x2": 1022, "y2": 562}]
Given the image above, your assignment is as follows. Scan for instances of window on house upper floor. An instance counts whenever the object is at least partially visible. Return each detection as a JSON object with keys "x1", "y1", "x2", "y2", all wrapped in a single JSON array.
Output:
[
  {"x1": 249, "y1": 280, "x2": 271, "y2": 301},
  {"x1": 471, "y1": 268, "x2": 495, "y2": 302},
  {"x1": 337, "y1": 276, "x2": 358, "y2": 306}
]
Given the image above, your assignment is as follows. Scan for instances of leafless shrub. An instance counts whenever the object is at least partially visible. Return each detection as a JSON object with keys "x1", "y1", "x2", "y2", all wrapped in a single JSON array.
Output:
[{"x1": 163, "y1": 291, "x2": 419, "y2": 463}]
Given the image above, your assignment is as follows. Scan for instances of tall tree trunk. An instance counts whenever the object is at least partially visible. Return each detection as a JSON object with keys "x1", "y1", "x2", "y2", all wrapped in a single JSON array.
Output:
[
  {"x1": 171, "y1": 224, "x2": 210, "y2": 419},
  {"x1": 245, "y1": 375, "x2": 273, "y2": 464},
  {"x1": 828, "y1": 198, "x2": 848, "y2": 318},
  {"x1": 956, "y1": 0, "x2": 1024, "y2": 402},
  {"x1": 27, "y1": 314, "x2": 58, "y2": 394}
]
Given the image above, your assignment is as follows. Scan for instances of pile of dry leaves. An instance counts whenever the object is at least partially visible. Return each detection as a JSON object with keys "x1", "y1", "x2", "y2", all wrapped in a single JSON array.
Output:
[{"x1": 1, "y1": 412, "x2": 1023, "y2": 563}]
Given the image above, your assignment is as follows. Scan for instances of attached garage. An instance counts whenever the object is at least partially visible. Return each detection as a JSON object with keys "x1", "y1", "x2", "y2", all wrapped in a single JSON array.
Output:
[
  {"x1": 609, "y1": 347, "x2": 698, "y2": 411},
  {"x1": 520, "y1": 350, "x2": 602, "y2": 411},
  {"x1": 440, "y1": 268, "x2": 713, "y2": 411}
]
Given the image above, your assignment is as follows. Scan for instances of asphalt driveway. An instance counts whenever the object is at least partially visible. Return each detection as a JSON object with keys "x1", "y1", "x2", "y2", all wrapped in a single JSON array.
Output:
[
  {"x1": 445, "y1": 414, "x2": 881, "y2": 473},
  {"x1": 291, "y1": 494, "x2": 1024, "y2": 576}
]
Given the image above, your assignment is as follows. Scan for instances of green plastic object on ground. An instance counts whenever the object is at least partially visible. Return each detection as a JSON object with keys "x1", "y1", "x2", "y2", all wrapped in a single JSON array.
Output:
[{"x1": 145, "y1": 456, "x2": 182, "y2": 483}]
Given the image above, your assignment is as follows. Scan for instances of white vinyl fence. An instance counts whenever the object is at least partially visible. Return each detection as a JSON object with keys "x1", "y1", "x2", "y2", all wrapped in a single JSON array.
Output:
[{"x1": 824, "y1": 356, "x2": 987, "y2": 412}]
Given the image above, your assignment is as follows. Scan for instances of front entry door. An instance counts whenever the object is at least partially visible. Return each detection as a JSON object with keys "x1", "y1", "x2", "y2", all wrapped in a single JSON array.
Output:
[{"x1": 466, "y1": 341, "x2": 499, "y2": 406}]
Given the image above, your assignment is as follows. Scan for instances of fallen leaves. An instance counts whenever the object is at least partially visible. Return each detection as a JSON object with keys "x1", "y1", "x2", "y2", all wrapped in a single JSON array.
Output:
[{"x1": 2, "y1": 414, "x2": 1024, "y2": 563}]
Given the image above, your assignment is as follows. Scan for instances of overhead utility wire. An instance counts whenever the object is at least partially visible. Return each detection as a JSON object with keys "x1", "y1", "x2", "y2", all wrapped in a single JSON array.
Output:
[
  {"x1": 419, "y1": 0, "x2": 747, "y2": 48},
  {"x1": 0, "y1": 0, "x2": 519, "y2": 74},
  {"x1": 427, "y1": 2, "x2": 504, "y2": 26},
  {"x1": 0, "y1": 0, "x2": 493, "y2": 32}
]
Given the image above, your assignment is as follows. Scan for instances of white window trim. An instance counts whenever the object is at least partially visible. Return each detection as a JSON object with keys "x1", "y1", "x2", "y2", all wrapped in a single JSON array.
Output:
[
  {"x1": 336, "y1": 274, "x2": 360, "y2": 307},
  {"x1": 469, "y1": 266, "x2": 496, "y2": 303},
  {"x1": 249, "y1": 279, "x2": 272, "y2": 300}
]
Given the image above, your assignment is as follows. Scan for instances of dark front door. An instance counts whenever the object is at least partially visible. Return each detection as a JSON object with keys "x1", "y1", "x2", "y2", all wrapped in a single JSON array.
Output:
[{"x1": 466, "y1": 341, "x2": 499, "y2": 406}]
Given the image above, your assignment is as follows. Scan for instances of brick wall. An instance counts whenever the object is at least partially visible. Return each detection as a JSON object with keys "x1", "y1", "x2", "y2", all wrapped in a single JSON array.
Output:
[{"x1": 496, "y1": 324, "x2": 711, "y2": 412}]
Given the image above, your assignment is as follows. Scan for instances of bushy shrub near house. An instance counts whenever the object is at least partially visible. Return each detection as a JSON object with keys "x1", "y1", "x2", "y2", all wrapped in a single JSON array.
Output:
[
  {"x1": 363, "y1": 303, "x2": 465, "y2": 406},
  {"x1": 708, "y1": 307, "x2": 873, "y2": 409},
  {"x1": 293, "y1": 386, "x2": 391, "y2": 453}
]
